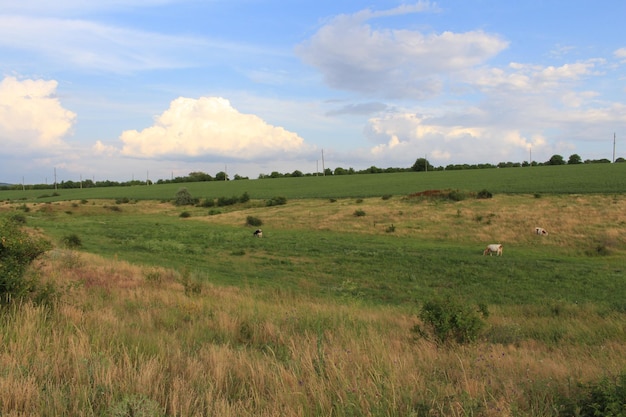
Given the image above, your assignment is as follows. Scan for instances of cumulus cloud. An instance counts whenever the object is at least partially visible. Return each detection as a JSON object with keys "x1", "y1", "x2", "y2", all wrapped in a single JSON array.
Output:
[
  {"x1": 0, "y1": 76, "x2": 76, "y2": 153},
  {"x1": 365, "y1": 111, "x2": 544, "y2": 165},
  {"x1": 296, "y1": 2, "x2": 508, "y2": 99},
  {"x1": 118, "y1": 96, "x2": 313, "y2": 160},
  {"x1": 615, "y1": 47, "x2": 626, "y2": 63}
]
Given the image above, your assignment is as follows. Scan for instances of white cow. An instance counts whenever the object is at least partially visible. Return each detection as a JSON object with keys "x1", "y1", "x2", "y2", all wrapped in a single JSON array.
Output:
[
  {"x1": 483, "y1": 244, "x2": 503, "y2": 256},
  {"x1": 253, "y1": 229, "x2": 263, "y2": 238},
  {"x1": 534, "y1": 227, "x2": 548, "y2": 236}
]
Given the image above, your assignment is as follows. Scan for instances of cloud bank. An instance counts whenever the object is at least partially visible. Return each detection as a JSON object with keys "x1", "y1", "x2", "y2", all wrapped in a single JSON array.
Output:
[
  {"x1": 296, "y1": 2, "x2": 509, "y2": 99},
  {"x1": 0, "y1": 76, "x2": 76, "y2": 153},
  {"x1": 115, "y1": 96, "x2": 313, "y2": 160}
]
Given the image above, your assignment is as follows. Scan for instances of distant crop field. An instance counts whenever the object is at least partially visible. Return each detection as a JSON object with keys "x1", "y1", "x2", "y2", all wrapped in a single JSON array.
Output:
[{"x1": 2, "y1": 163, "x2": 625, "y2": 203}]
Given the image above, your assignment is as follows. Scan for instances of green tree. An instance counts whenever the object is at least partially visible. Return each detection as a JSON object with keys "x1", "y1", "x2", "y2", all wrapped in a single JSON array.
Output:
[
  {"x1": 547, "y1": 154, "x2": 565, "y2": 165},
  {"x1": 174, "y1": 188, "x2": 196, "y2": 206},
  {"x1": 411, "y1": 158, "x2": 432, "y2": 172},
  {"x1": 568, "y1": 154, "x2": 582, "y2": 164}
]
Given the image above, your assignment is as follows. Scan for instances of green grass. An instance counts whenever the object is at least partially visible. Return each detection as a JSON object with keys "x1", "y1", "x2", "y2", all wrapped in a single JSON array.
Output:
[
  {"x1": 2, "y1": 170, "x2": 626, "y2": 415},
  {"x1": 20, "y1": 199, "x2": 626, "y2": 310},
  {"x1": 2, "y1": 163, "x2": 626, "y2": 202}
]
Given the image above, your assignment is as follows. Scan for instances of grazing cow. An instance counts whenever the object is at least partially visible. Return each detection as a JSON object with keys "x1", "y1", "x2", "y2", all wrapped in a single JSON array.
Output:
[
  {"x1": 253, "y1": 229, "x2": 263, "y2": 238},
  {"x1": 483, "y1": 244, "x2": 503, "y2": 256},
  {"x1": 534, "y1": 227, "x2": 548, "y2": 236}
]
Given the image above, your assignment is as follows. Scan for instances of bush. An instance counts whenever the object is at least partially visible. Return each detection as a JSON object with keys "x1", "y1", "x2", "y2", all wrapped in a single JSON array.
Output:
[
  {"x1": 476, "y1": 189, "x2": 493, "y2": 199},
  {"x1": 266, "y1": 196, "x2": 287, "y2": 206},
  {"x1": 217, "y1": 195, "x2": 239, "y2": 207},
  {"x1": 179, "y1": 211, "x2": 191, "y2": 218},
  {"x1": 246, "y1": 216, "x2": 263, "y2": 227},
  {"x1": 62, "y1": 233, "x2": 82, "y2": 249},
  {"x1": 0, "y1": 218, "x2": 52, "y2": 305},
  {"x1": 199, "y1": 198, "x2": 215, "y2": 208},
  {"x1": 447, "y1": 190, "x2": 466, "y2": 201},
  {"x1": 174, "y1": 188, "x2": 197, "y2": 206},
  {"x1": 353, "y1": 209, "x2": 366, "y2": 217},
  {"x1": 239, "y1": 192, "x2": 250, "y2": 203},
  {"x1": 415, "y1": 296, "x2": 487, "y2": 345},
  {"x1": 558, "y1": 373, "x2": 626, "y2": 417},
  {"x1": 9, "y1": 213, "x2": 27, "y2": 224}
]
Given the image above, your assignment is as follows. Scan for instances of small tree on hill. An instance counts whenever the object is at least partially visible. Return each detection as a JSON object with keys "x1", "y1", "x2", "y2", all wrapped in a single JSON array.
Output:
[
  {"x1": 411, "y1": 158, "x2": 432, "y2": 172},
  {"x1": 174, "y1": 188, "x2": 196, "y2": 206},
  {"x1": 547, "y1": 154, "x2": 565, "y2": 165},
  {"x1": 568, "y1": 154, "x2": 582, "y2": 164}
]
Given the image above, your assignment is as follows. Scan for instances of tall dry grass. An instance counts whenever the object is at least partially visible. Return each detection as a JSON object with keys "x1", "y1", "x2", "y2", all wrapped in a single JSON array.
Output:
[{"x1": 1, "y1": 249, "x2": 626, "y2": 416}]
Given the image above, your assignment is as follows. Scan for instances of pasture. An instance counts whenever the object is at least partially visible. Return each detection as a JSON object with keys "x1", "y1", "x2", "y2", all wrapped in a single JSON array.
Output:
[{"x1": 1, "y1": 164, "x2": 626, "y2": 416}]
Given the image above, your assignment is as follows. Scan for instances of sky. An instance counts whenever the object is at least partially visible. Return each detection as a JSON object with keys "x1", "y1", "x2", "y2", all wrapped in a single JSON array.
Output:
[{"x1": 1, "y1": 0, "x2": 625, "y2": 184}]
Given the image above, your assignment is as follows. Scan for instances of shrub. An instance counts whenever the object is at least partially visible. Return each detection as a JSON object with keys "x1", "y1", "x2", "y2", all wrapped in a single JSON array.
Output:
[
  {"x1": 62, "y1": 233, "x2": 82, "y2": 249},
  {"x1": 415, "y1": 296, "x2": 487, "y2": 345},
  {"x1": 353, "y1": 209, "x2": 366, "y2": 217},
  {"x1": 246, "y1": 216, "x2": 263, "y2": 227},
  {"x1": 381, "y1": 194, "x2": 392, "y2": 200},
  {"x1": 447, "y1": 190, "x2": 466, "y2": 201},
  {"x1": 239, "y1": 192, "x2": 250, "y2": 203},
  {"x1": 385, "y1": 224, "x2": 396, "y2": 233},
  {"x1": 266, "y1": 196, "x2": 287, "y2": 206},
  {"x1": 558, "y1": 373, "x2": 626, "y2": 417},
  {"x1": 0, "y1": 218, "x2": 52, "y2": 305},
  {"x1": 199, "y1": 198, "x2": 215, "y2": 208},
  {"x1": 179, "y1": 211, "x2": 191, "y2": 218},
  {"x1": 9, "y1": 213, "x2": 27, "y2": 224},
  {"x1": 476, "y1": 189, "x2": 493, "y2": 199},
  {"x1": 174, "y1": 188, "x2": 197, "y2": 206},
  {"x1": 217, "y1": 196, "x2": 239, "y2": 207}
]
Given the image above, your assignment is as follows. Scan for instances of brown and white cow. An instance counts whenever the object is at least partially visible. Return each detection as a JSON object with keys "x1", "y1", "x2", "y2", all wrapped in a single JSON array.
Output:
[
  {"x1": 483, "y1": 244, "x2": 503, "y2": 256},
  {"x1": 534, "y1": 227, "x2": 548, "y2": 236},
  {"x1": 253, "y1": 229, "x2": 263, "y2": 238}
]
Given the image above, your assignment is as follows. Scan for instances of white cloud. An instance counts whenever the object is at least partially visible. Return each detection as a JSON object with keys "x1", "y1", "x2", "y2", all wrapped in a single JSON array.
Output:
[
  {"x1": 118, "y1": 96, "x2": 314, "y2": 160},
  {"x1": 615, "y1": 47, "x2": 626, "y2": 63},
  {"x1": 296, "y1": 3, "x2": 508, "y2": 99},
  {"x1": 0, "y1": 76, "x2": 76, "y2": 153}
]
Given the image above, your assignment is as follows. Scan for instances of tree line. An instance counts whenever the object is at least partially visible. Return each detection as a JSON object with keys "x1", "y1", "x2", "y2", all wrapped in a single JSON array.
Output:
[{"x1": 1, "y1": 153, "x2": 623, "y2": 191}]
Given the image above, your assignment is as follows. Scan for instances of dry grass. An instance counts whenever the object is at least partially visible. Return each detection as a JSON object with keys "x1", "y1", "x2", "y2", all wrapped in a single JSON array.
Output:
[{"x1": 1, "y1": 247, "x2": 626, "y2": 415}]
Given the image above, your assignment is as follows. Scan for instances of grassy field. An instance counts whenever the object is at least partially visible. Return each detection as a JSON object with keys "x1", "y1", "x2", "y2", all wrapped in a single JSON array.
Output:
[
  {"x1": 2, "y1": 162, "x2": 626, "y2": 202},
  {"x1": 1, "y1": 166, "x2": 626, "y2": 416}
]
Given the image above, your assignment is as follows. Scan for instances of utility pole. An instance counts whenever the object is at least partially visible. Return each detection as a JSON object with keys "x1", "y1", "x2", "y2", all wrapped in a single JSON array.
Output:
[
  {"x1": 54, "y1": 168, "x2": 57, "y2": 190},
  {"x1": 321, "y1": 149, "x2": 325, "y2": 176},
  {"x1": 613, "y1": 132, "x2": 616, "y2": 163}
]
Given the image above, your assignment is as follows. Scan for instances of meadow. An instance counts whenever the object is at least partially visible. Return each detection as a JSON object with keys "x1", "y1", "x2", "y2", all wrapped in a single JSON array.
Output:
[{"x1": 1, "y1": 163, "x2": 626, "y2": 416}]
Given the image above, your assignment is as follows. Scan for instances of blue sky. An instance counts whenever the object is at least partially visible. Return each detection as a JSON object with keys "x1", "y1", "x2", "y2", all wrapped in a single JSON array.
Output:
[{"x1": 1, "y1": 0, "x2": 625, "y2": 184}]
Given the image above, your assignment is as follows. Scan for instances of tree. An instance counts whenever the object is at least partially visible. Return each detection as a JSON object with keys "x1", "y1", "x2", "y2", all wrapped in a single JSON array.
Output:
[
  {"x1": 215, "y1": 171, "x2": 228, "y2": 181},
  {"x1": 568, "y1": 154, "x2": 582, "y2": 164},
  {"x1": 174, "y1": 188, "x2": 196, "y2": 206},
  {"x1": 411, "y1": 158, "x2": 432, "y2": 172},
  {"x1": 547, "y1": 154, "x2": 565, "y2": 165}
]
